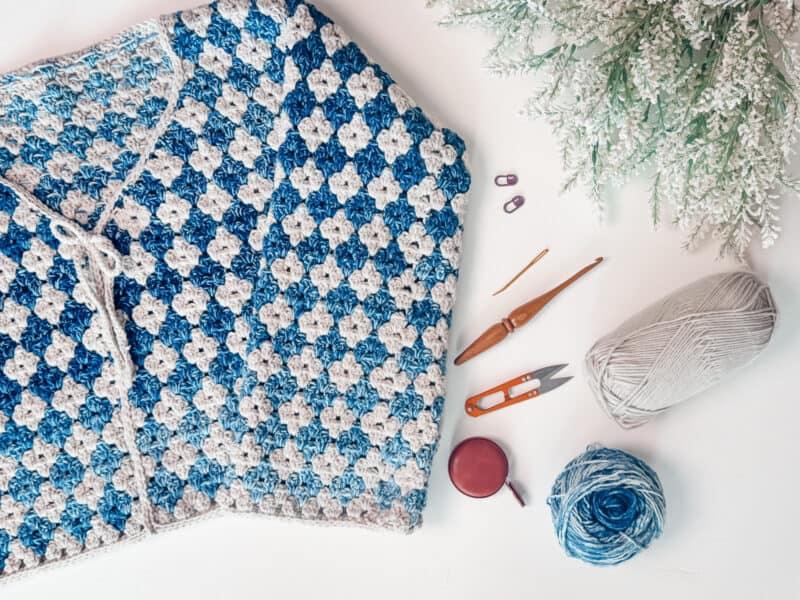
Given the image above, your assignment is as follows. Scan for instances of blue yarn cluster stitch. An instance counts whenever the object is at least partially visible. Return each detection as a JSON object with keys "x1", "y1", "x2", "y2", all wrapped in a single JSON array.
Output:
[{"x1": 0, "y1": 0, "x2": 470, "y2": 578}]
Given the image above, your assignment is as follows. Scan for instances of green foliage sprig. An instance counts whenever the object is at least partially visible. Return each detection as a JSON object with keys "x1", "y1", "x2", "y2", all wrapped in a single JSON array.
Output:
[{"x1": 433, "y1": 0, "x2": 800, "y2": 256}]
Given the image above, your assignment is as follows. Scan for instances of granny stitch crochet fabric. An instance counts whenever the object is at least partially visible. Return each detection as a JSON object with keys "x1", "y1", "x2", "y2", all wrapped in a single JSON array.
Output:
[{"x1": 0, "y1": 0, "x2": 470, "y2": 578}]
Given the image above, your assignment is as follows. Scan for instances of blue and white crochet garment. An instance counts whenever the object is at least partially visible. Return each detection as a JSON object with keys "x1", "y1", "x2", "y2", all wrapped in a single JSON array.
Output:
[{"x1": 0, "y1": 0, "x2": 470, "y2": 578}]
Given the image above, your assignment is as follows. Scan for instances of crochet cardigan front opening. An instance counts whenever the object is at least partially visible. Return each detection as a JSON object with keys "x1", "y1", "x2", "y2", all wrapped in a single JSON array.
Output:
[{"x1": 0, "y1": 0, "x2": 470, "y2": 578}]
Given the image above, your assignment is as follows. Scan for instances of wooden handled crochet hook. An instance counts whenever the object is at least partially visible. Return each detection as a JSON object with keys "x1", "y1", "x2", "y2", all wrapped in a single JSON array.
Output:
[{"x1": 454, "y1": 257, "x2": 604, "y2": 366}]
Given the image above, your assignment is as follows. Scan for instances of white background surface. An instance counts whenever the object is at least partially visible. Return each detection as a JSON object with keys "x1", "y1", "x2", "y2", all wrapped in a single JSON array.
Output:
[{"x1": 1, "y1": 1, "x2": 798, "y2": 598}]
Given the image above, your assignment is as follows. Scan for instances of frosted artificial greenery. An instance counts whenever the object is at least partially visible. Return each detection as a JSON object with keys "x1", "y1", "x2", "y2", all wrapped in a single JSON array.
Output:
[{"x1": 432, "y1": 0, "x2": 800, "y2": 256}]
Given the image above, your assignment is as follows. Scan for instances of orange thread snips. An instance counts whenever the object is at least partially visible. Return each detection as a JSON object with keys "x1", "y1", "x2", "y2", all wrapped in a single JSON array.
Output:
[{"x1": 464, "y1": 364, "x2": 572, "y2": 417}]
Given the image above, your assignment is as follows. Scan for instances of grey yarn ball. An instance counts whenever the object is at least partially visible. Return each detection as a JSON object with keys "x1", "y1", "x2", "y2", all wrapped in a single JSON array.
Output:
[{"x1": 585, "y1": 271, "x2": 777, "y2": 429}]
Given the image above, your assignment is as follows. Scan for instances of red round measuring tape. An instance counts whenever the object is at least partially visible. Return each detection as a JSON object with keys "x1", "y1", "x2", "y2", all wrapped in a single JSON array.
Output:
[
  {"x1": 448, "y1": 437, "x2": 525, "y2": 506},
  {"x1": 448, "y1": 437, "x2": 509, "y2": 498}
]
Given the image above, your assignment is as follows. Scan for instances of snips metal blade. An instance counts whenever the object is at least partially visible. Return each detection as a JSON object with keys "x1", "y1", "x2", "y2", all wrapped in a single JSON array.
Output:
[{"x1": 531, "y1": 363, "x2": 573, "y2": 395}]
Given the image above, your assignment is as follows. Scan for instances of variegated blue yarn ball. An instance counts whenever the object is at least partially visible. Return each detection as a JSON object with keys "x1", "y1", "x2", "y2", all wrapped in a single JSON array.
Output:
[{"x1": 547, "y1": 446, "x2": 665, "y2": 566}]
